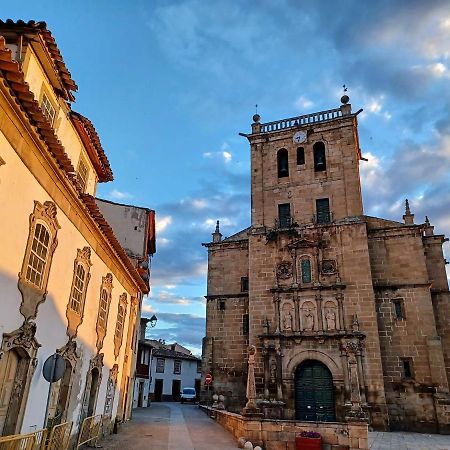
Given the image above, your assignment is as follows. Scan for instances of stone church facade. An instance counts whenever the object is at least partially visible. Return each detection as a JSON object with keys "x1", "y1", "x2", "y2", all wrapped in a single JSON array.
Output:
[{"x1": 202, "y1": 97, "x2": 450, "y2": 433}]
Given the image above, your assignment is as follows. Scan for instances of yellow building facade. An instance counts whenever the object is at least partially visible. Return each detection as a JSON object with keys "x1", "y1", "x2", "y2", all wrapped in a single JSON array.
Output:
[{"x1": 0, "y1": 20, "x2": 150, "y2": 438}]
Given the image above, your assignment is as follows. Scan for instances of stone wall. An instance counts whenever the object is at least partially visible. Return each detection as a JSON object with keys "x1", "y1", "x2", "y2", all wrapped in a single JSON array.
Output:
[{"x1": 201, "y1": 407, "x2": 368, "y2": 450}]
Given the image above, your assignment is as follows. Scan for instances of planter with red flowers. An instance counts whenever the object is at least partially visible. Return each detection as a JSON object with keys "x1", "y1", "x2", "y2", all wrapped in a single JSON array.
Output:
[{"x1": 295, "y1": 431, "x2": 322, "y2": 450}]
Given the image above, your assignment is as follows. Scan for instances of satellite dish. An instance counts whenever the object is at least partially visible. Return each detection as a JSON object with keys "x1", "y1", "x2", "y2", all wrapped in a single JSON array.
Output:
[{"x1": 42, "y1": 353, "x2": 65, "y2": 383}]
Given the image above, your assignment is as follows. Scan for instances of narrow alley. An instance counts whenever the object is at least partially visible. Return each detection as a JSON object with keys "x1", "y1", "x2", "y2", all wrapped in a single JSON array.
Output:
[{"x1": 100, "y1": 403, "x2": 237, "y2": 450}]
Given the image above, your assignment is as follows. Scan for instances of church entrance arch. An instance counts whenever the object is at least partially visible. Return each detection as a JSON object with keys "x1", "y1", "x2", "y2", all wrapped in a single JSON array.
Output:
[{"x1": 295, "y1": 360, "x2": 335, "y2": 422}]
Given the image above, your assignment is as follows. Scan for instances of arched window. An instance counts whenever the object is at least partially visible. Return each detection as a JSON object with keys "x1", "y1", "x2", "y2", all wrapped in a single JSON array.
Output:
[
  {"x1": 277, "y1": 148, "x2": 289, "y2": 178},
  {"x1": 98, "y1": 288, "x2": 109, "y2": 328},
  {"x1": 297, "y1": 147, "x2": 305, "y2": 165},
  {"x1": 20, "y1": 201, "x2": 59, "y2": 302},
  {"x1": 25, "y1": 223, "x2": 51, "y2": 288},
  {"x1": 313, "y1": 142, "x2": 326, "y2": 171},
  {"x1": 66, "y1": 247, "x2": 92, "y2": 338},
  {"x1": 114, "y1": 293, "x2": 128, "y2": 358},
  {"x1": 70, "y1": 264, "x2": 86, "y2": 313},
  {"x1": 301, "y1": 258, "x2": 312, "y2": 284}
]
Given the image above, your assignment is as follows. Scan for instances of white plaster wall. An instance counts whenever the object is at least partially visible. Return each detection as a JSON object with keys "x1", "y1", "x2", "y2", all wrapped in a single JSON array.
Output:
[
  {"x1": 149, "y1": 357, "x2": 201, "y2": 397},
  {"x1": 0, "y1": 131, "x2": 134, "y2": 433},
  {"x1": 133, "y1": 378, "x2": 150, "y2": 408}
]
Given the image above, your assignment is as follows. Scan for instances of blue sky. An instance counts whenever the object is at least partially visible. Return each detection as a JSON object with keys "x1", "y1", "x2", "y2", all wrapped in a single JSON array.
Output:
[{"x1": 4, "y1": 1, "x2": 450, "y2": 355}]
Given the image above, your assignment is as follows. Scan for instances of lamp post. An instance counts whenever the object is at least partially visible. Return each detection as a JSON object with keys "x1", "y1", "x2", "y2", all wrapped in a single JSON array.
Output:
[{"x1": 147, "y1": 314, "x2": 157, "y2": 406}]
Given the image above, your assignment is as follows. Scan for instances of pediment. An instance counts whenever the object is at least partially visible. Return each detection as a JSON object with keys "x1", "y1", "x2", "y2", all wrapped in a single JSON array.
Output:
[{"x1": 288, "y1": 238, "x2": 318, "y2": 249}]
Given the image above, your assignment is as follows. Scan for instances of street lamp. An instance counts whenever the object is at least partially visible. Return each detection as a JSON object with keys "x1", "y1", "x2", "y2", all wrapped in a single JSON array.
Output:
[{"x1": 149, "y1": 314, "x2": 158, "y2": 328}]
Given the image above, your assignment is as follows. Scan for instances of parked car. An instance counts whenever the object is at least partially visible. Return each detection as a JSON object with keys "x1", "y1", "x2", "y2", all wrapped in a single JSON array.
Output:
[{"x1": 180, "y1": 387, "x2": 196, "y2": 403}]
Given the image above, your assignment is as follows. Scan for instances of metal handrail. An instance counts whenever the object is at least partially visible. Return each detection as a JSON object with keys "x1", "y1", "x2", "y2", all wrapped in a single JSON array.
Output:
[
  {"x1": 46, "y1": 421, "x2": 72, "y2": 450},
  {"x1": 76, "y1": 414, "x2": 102, "y2": 449},
  {"x1": 260, "y1": 108, "x2": 343, "y2": 133},
  {"x1": 0, "y1": 428, "x2": 48, "y2": 450}
]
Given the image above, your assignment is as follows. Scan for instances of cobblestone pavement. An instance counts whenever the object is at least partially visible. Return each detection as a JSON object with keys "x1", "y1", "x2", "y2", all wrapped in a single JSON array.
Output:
[
  {"x1": 99, "y1": 402, "x2": 237, "y2": 450},
  {"x1": 369, "y1": 431, "x2": 450, "y2": 450}
]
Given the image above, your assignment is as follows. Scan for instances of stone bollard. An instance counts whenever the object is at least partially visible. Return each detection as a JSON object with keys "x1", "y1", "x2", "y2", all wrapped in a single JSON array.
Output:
[
  {"x1": 212, "y1": 394, "x2": 219, "y2": 408},
  {"x1": 238, "y1": 437, "x2": 247, "y2": 448},
  {"x1": 254, "y1": 447, "x2": 262, "y2": 450},
  {"x1": 244, "y1": 441, "x2": 253, "y2": 450},
  {"x1": 217, "y1": 394, "x2": 225, "y2": 410}
]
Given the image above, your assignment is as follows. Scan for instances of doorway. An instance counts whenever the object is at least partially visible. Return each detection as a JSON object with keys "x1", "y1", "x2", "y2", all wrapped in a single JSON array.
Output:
[
  {"x1": 172, "y1": 380, "x2": 181, "y2": 401},
  {"x1": 154, "y1": 379, "x2": 163, "y2": 402},
  {"x1": 87, "y1": 368, "x2": 100, "y2": 417},
  {"x1": 295, "y1": 360, "x2": 335, "y2": 422},
  {"x1": 138, "y1": 381, "x2": 145, "y2": 407}
]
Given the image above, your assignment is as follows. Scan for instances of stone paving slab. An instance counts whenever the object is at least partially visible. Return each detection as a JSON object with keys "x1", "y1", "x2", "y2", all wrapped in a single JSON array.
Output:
[
  {"x1": 100, "y1": 402, "x2": 237, "y2": 450},
  {"x1": 369, "y1": 431, "x2": 450, "y2": 450}
]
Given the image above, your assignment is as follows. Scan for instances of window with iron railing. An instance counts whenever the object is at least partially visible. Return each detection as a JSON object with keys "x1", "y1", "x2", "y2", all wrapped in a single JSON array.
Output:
[{"x1": 278, "y1": 203, "x2": 291, "y2": 228}]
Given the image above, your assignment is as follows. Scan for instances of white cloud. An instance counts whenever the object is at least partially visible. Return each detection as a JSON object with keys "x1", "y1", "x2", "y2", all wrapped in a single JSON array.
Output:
[
  {"x1": 192, "y1": 198, "x2": 207, "y2": 209},
  {"x1": 360, "y1": 152, "x2": 382, "y2": 189},
  {"x1": 156, "y1": 215, "x2": 172, "y2": 234},
  {"x1": 109, "y1": 189, "x2": 134, "y2": 201},
  {"x1": 158, "y1": 237, "x2": 171, "y2": 247},
  {"x1": 295, "y1": 95, "x2": 314, "y2": 110},
  {"x1": 222, "y1": 151, "x2": 232, "y2": 162}
]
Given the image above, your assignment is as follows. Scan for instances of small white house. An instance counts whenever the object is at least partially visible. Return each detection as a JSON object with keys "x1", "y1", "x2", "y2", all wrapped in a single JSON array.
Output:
[{"x1": 134, "y1": 320, "x2": 201, "y2": 407}]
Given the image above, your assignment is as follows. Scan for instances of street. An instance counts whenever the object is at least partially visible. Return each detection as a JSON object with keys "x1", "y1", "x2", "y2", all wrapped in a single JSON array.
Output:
[
  {"x1": 100, "y1": 403, "x2": 450, "y2": 450},
  {"x1": 100, "y1": 403, "x2": 237, "y2": 450}
]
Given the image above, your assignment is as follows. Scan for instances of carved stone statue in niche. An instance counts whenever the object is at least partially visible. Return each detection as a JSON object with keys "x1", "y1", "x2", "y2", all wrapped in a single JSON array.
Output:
[
  {"x1": 270, "y1": 361, "x2": 277, "y2": 383},
  {"x1": 305, "y1": 311, "x2": 314, "y2": 330},
  {"x1": 283, "y1": 310, "x2": 293, "y2": 331},
  {"x1": 325, "y1": 309, "x2": 336, "y2": 330}
]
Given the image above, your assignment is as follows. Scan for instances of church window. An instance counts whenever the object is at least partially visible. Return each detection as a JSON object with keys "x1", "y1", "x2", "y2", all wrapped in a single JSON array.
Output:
[
  {"x1": 277, "y1": 148, "x2": 289, "y2": 178},
  {"x1": 297, "y1": 147, "x2": 305, "y2": 165},
  {"x1": 241, "y1": 277, "x2": 249, "y2": 292},
  {"x1": 218, "y1": 300, "x2": 226, "y2": 311},
  {"x1": 401, "y1": 358, "x2": 413, "y2": 379},
  {"x1": 316, "y1": 198, "x2": 331, "y2": 224},
  {"x1": 301, "y1": 258, "x2": 312, "y2": 284},
  {"x1": 278, "y1": 203, "x2": 291, "y2": 228},
  {"x1": 393, "y1": 298, "x2": 405, "y2": 320},
  {"x1": 243, "y1": 314, "x2": 249, "y2": 335},
  {"x1": 313, "y1": 142, "x2": 326, "y2": 171}
]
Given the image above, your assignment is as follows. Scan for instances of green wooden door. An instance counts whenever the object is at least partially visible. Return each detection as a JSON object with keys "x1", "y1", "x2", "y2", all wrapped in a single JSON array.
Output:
[{"x1": 295, "y1": 360, "x2": 335, "y2": 422}]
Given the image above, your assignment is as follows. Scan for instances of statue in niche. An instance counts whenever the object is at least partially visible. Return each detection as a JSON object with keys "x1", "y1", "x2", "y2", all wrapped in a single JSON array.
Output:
[
  {"x1": 283, "y1": 310, "x2": 293, "y2": 331},
  {"x1": 325, "y1": 308, "x2": 336, "y2": 330},
  {"x1": 270, "y1": 361, "x2": 277, "y2": 383},
  {"x1": 304, "y1": 309, "x2": 315, "y2": 331}
]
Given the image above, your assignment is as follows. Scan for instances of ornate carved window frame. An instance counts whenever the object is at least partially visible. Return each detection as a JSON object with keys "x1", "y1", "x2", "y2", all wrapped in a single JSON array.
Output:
[
  {"x1": 96, "y1": 274, "x2": 113, "y2": 352},
  {"x1": 298, "y1": 254, "x2": 314, "y2": 285},
  {"x1": 114, "y1": 293, "x2": 128, "y2": 359},
  {"x1": 18, "y1": 201, "x2": 60, "y2": 321},
  {"x1": 0, "y1": 322, "x2": 41, "y2": 435},
  {"x1": 66, "y1": 247, "x2": 92, "y2": 338}
]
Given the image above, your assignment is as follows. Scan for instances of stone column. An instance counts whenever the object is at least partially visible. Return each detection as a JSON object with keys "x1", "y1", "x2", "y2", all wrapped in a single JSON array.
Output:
[
  {"x1": 243, "y1": 345, "x2": 263, "y2": 417},
  {"x1": 263, "y1": 346, "x2": 270, "y2": 399},
  {"x1": 316, "y1": 293, "x2": 323, "y2": 331},
  {"x1": 273, "y1": 294, "x2": 281, "y2": 333},
  {"x1": 337, "y1": 293, "x2": 345, "y2": 330},
  {"x1": 276, "y1": 345, "x2": 283, "y2": 401}
]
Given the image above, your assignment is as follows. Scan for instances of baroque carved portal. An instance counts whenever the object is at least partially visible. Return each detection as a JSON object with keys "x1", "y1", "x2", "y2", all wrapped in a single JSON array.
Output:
[
  {"x1": 18, "y1": 201, "x2": 60, "y2": 321},
  {"x1": 81, "y1": 353, "x2": 104, "y2": 420},
  {"x1": 0, "y1": 322, "x2": 40, "y2": 436}
]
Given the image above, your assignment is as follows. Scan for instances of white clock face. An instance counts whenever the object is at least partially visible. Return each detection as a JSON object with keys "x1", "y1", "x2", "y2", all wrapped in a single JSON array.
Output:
[{"x1": 293, "y1": 130, "x2": 307, "y2": 144}]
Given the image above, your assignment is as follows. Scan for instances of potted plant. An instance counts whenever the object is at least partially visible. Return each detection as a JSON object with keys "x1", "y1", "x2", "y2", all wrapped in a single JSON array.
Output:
[{"x1": 295, "y1": 431, "x2": 322, "y2": 450}]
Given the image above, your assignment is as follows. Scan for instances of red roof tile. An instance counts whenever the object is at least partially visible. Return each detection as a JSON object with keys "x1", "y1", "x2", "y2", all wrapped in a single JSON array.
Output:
[
  {"x1": 71, "y1": 111, "x2": 114, "y2": 182},
  {"x1": 0, "y1": 19, "x2": 78, "y2": 101}
]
